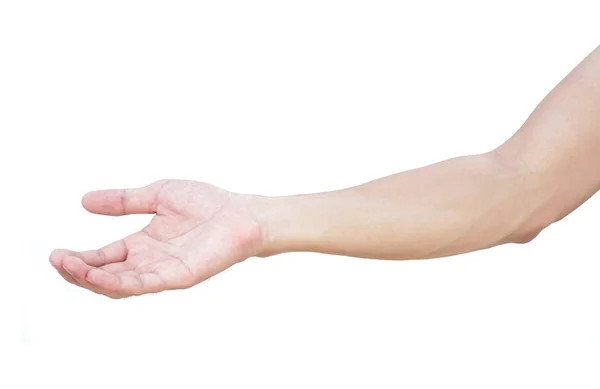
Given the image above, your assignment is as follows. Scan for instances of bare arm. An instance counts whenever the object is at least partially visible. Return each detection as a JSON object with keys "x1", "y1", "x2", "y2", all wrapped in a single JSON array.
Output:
[
  {"x1": 51, "y1": 45, "x2": 600, "y2": 298},
  {"x1": 252, "y1": 44, "x2": 600, "y2": 260}
]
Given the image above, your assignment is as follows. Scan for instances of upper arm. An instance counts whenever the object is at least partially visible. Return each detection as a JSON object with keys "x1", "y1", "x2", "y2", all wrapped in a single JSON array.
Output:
[{"x1": 493, "y1": 44, "x2": 600, "y2": 230}]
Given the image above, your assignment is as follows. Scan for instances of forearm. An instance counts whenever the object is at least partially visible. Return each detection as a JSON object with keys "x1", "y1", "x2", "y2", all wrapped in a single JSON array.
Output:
[
  {"x1": 250, "y1": 45, "x2": 600, "y2": 261},
  {"x1": 251, "y1": 151, "x2": 546, "y2": 260}
]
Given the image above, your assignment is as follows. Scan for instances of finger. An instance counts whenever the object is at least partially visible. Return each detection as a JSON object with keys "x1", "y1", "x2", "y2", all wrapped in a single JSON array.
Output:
[
  {"x1": 87, "y1": 269, "x2": 166, "y2": 296},
  {"x1": 49, "y1": 250, "x2": 79, "y2": 286},
  {"x1": 78, "y1": 238, "x2": 129, "y2": 266},
  {"x1": 81, "y1": 180, "x2": 167, "y2": 216},
  {"x1": 100, "y1": 262, "x2": 134, "y2": 274},
  {"x1": 62, "y1": 256, "x2": 123, "y2": 299},
  {"x1": 52, "y1": 239, "x2": 129, "y2": 268},
  {"x1": 55, "y1": 266, "x2": 79, "y2": 286}
]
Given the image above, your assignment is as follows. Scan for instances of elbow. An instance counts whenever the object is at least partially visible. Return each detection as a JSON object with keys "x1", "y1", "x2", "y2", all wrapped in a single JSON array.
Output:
[
  {"x1": 503, "y1": 216, "x2": 551, "y2": 245},
  {"x1": 505, "y1": 208, "x2": 557, "y2": 245},
  {"x1": 486, "y1": 149, "x2": 556, "y2": 246},
  {"x1": 511, "y1": 227, "x2": 544, "y2": 244}
]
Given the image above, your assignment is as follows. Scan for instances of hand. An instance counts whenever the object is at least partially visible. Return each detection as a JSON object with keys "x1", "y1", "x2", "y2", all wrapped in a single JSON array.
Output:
[{"x1": 49, "y1": 180, "x2": 265, "y2": 298}]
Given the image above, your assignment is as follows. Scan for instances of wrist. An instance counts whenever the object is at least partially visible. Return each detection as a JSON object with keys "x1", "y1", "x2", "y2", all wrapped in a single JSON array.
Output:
[{"x1": 245, "y1": 193, "x2": 325, "y2": 258}]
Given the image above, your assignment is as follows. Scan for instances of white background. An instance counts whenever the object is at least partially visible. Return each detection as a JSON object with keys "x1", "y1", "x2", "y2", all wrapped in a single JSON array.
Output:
[{"x1": 2, "y1": 1, "x2": 600, "y2": 388}]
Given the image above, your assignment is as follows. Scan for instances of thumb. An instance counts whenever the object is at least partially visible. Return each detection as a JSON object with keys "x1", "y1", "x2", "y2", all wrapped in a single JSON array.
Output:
[{"x1": 81, "y1": 180, "x2": 167, "y2": 216}]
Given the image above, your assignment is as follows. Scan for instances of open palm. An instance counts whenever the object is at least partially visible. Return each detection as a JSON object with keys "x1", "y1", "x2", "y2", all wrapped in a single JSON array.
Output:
[{"x1": 49, "y1": 180, "x2": 264, "y2": 298}]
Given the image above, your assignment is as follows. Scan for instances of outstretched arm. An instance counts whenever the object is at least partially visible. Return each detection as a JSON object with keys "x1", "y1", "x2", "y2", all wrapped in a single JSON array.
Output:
[{"x1": 50, "y1": 44, "x2": 600, "y2": 298}]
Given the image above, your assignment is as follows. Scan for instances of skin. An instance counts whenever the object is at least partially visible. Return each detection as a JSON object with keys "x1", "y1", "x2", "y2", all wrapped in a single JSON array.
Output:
[{"x1": 50, "y1": 44, "x2": 600, "y2": 299}]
